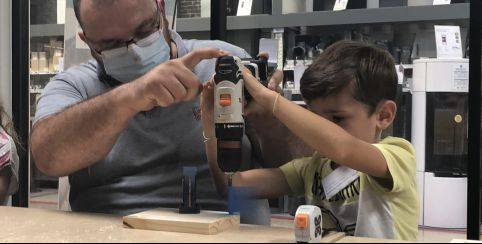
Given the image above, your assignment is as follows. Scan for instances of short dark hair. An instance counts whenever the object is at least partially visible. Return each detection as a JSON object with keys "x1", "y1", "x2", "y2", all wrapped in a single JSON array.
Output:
[
  {"x1": 74, "y1": 0, "x2": 157, "y2": 28},
  {"x1": 300, "y1": 40, "x2": 398, "y2": 114},
  {"x1": 73, "y1": 0, "x2": 119, "y2": 27}
]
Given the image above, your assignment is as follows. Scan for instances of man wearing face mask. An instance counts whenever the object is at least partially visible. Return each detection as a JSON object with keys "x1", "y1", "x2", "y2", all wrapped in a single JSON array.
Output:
[{"x1": 30, "y1": 0, "x2": 299, "y2": 225}]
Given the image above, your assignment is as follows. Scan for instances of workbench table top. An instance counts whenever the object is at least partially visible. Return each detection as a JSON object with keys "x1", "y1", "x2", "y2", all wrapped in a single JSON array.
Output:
[
  {"x1": 0, "y1": 207, "x2": 412, "y2": 243},
  {"x1": 0, "y1": 207, "x2": 294, "y2": 243}
]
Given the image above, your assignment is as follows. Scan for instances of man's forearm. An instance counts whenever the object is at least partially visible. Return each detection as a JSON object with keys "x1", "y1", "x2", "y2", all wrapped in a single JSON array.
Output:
[{"x1": 31, "y1": 84, "x2": 139, "y2": 177}]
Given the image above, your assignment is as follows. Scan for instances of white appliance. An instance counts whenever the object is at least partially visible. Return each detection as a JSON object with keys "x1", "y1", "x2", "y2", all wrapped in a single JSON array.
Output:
[{"x1": 411, "y1": 58, "x2": 469, "y2": 228}]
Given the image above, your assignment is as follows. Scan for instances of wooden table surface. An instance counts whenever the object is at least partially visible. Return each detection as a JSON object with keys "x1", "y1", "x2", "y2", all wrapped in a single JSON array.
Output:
[
  {"x1": 0, "y1": 207, "x2": 410, "y2": 243},
  {"x1": 335, "y1": 236, "x2": 410, "y2": 243},
  {"x1": 0, "y1": 207, "x2": 295, "y2": 243}
]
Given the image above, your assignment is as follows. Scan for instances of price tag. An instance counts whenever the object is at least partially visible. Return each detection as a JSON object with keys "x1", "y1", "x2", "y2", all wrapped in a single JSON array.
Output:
[
  {"x1": 333, "y1": 0, "x2": 349, "y2": 11},
  {"x1": 433, "y1": 0, "x2": 451, "y2": 5}
]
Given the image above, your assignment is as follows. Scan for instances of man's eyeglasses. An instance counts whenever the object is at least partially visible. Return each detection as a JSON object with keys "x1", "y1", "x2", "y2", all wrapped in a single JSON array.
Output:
[{"x1": 86, "y1": 5, "x2": 161, "y2": 54}]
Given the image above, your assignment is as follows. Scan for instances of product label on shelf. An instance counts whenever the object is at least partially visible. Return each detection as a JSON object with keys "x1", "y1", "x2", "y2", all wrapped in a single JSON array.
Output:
[
  {"x1": 433, "y1": 0, "x2": 451, "y2": 5},
  {"x1": 237, "y1": 0, "x2": 253, "y2": 16},
  {"x1": 453, "y1": 64, "x2": 469, "y2": 91},
  {"x1": 434, "y1": 25, "x2": 463, "y2": 59},
  {"x1": 333, "y1": 0, "x2": 349, "y2": 11}
]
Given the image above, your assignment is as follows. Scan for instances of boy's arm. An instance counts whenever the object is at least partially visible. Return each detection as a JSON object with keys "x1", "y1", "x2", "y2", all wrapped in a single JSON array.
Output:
[
  {"x1": 275, "y1": 96, "x2": 389, "y2": 178},
  {"x1": 242, "y1": 69, "x2": 390, "y2": 179}
]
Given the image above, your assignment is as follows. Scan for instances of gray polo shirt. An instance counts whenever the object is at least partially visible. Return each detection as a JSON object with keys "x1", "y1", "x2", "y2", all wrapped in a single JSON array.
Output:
[{"x1": 34, "y1": 31, "x2": 270, "y2": 224}]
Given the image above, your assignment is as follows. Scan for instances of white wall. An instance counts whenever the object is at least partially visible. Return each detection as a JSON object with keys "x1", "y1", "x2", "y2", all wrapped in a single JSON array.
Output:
[{"x1": 0, "y1": 0, "x2": 12, "y2": 117}]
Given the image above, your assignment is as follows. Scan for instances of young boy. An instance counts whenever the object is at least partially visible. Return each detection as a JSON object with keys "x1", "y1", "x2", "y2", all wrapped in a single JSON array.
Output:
[{"x1": 201, "y1": 40, "x2": 419, "y2": 241}]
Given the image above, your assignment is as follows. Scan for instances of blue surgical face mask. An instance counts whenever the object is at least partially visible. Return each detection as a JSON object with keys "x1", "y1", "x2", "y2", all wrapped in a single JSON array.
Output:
[{"x1": 100, "y1": 30, "x2": 171, "y2": 83}]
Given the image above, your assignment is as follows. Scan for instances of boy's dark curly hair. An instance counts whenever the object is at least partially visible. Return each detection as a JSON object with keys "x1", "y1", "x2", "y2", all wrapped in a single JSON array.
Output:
[{"x1": 301, "y1": 40, "x2": 398, "y2": 115}]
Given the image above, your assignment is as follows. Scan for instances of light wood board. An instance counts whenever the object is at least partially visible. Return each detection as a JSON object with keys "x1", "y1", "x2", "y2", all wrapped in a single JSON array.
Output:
[
  {"x1": 123, "y1": 208, "x2": 240, "y2": 235},
  {"x1": 321, "y1": 232, "x2": 346, "y2": 243},
  {"x1": 336, "y1": 236, "x2": 410, "y2": 243}
]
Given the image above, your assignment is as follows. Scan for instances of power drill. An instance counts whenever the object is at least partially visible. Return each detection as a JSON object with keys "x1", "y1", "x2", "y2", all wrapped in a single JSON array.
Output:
[{"x1": 213, "y1": 55, "x2": 268, "y2": 185}]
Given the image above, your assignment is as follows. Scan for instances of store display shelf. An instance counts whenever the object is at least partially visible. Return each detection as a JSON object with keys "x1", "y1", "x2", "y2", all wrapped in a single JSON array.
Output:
[
  {"x1": 30, "y1": 89, "x2": 43, "y2": 94},
  {"x1": 30, "y1": 72, "x2": 59, "y2": 75},
  {"x1": 31, "y1": 24, "x2": 64, "y2": 37},
  {"x1": 177, "y1": 3, "x2": 469, "y2": 32}
]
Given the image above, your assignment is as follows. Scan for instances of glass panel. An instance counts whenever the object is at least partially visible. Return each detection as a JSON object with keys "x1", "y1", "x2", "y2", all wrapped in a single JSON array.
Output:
[
  {"x1": 425, "y1": 93, "x2": 468, "y2": 176},
  {"x1": 29, "y1": 0, "x2": 65, "y2": 209}
]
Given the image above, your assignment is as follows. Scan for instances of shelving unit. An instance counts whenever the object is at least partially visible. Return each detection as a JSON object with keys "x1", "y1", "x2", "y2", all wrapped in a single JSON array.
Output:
[
  {"x1": 31, "y1": 72, "x2": 59, "y2": 75},
  {"x1": 29, "y1": 8, "x2": 65, "y2": 194},
  {"x1": 177, "y1": 3, "x2": 469, "y2": 32},
  {"x1": 29, "y1": 89, "x2": 43, "y2": 94},
  {"x1": 178, "y1": 2, "x2": 470, "y2": 57}
]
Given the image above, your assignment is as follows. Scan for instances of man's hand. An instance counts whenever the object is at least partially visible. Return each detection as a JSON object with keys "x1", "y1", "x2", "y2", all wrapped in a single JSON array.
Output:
[{"x1": 127, "y1": 48, "x2": 228, "y2": 112}]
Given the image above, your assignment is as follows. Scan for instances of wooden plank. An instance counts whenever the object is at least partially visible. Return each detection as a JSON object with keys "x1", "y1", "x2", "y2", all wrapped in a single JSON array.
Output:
[
  {"x1": 335, "y1": 236, "x2": 410, "y2": 243},
  {"x1": 451, "y1": 240, "x2": 482, "y2": 243},
  {"x1": 123, "y1": 208, "x2": 240, "y2": 235},
  {"x1": 321, "y1": 232, "x2": 346, "y2": 243}
]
